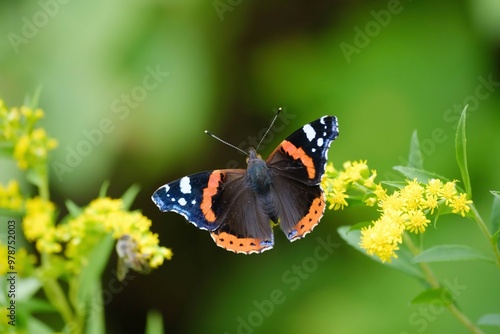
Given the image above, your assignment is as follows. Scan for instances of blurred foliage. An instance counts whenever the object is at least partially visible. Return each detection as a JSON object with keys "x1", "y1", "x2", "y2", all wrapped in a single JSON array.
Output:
[{"x1": 1, "y1": 0, "x2": 500, "y2": 333}]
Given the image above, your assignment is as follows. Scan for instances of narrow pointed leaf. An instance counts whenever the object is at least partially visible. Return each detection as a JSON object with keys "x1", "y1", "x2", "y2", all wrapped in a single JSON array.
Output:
[
  {"x1": 491, "y1": 191, "x2": 500, "y2": 247},
  {"x1": 455, "y1": 106, "x2": 471, "y2": 198},
  {"x1": 78, "y1": 234, "x2": 115, "y2": 303},
  {"x1": 411, "y1": 288, "x2": 454, "y2": 306},
  {"x1": 408, "y1": 130, "x2": 423, "y2": 169},
  {"x1": 65, "y1": 199, "x2": 82, "y2": 217},
  {"x1": 121, "y1": 184, "x2": 141, "y2": 210}
]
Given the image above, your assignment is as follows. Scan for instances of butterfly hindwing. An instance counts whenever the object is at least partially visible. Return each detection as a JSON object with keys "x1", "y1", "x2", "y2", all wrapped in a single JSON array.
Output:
[
  {"x1": 266, "y1": 115, "x2": 338, "y2": 240},
  {"x1": 209, "y1": 170, "x2": 274, "y2": 253}
]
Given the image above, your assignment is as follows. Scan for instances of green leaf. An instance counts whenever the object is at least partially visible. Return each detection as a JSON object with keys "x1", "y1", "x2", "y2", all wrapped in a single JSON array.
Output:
[
  {"x1": 145, "y1": 309, "x2": 165, "y2": 334},
  {"x1": 121, "y1": 184, "x2": 141, "y2": 210},
  {"x1": 26, "y1": 169, "x2": 45, "y2": 189},
  {"x1": 337, "y1": 226, "x2": 425, "y2": 281},
  {"x1": 380, "y1": 180, "x2": 407, "y2": 189},
  {"x1": 455, "y1": 105, "x2": 472, "y2": 198},
  {"x1": 408, "y1": 130, "x2": 423, "y2": 169},
  {"x1": 24, "y1": 86, "x2": 43, "y2": 109},
  {"x1": 84, "y1": 282, "x2": 105, "y2": 334},
  {"x1": 478, "y1": 314, "x2": 500, "y2": 327},
  {"x1": 17, "y1": 277, "x2": 42, "y2": 301},
  {"x1": 392, "y1": 166, "x2": 450, "y2": 184},
  {"x1": 77, "y1": 234, "x2": 115, "y2": 304},
  {"x1": 411, "y1": 288, "x2": 454, "y2": 306},
  {"x1": 412, "y1": 245, "x2": 494, "y2": 263},
  {"x1": 491, "y1": 191, "x2": 500, "y2": 248},
  {"x1": 21, "y1": 298, "x2": 56, "y2": 313},
  {"x1": 27, "y1": 316, "x2": 55, "y2": 334},
  {"x1": 65, "y1": 199, "x2": 82, "y2": 217},
  {"x1": 348, "y1": 221, "x2": 372, "y2": 231},
  {"x1": 98, "y1": 180, "x2": 111, "y2": 198}
]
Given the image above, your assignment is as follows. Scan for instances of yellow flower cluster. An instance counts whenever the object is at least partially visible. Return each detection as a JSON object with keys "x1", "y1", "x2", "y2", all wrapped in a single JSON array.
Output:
[
  {"x1": 23, "y1": 197, "x2": 172, "y2": 274},
  {"x1": 0, "y1": 180, "x2": 23, "y2": 211},
  {"x1": 23, "y1": 197, "x2": 60, "y2": 253},
  {"x1": 322, "y1": 160, "x2": 376, "y2": 210},
  {"x1": 322, "y1": 161, "x2": 473, "y2": 263},
  {"x1": 0, "y1": 99, "x2": 57, "y2": 170}
]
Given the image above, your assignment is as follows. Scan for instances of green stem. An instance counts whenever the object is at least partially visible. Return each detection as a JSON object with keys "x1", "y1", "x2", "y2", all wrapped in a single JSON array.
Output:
[
  {"x1": 469, "y1": 204, "x2": 500, "y2": 267},
  {"x1": 38, "y1": 164, "x2": 50, "y2": 200},
  {"x1": 39, "y1": 253, "x2": 77, "y2": 331},
  {"x1": 403, "y1": 234, "x2": 484, "y2": 334}
]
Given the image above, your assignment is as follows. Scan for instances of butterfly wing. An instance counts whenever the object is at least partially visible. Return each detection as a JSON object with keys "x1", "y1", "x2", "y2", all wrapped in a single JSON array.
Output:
[
  {"x1": 152, "y1": 171, "x2": 229, "y2": 231},
  {"x1": 152, "y1": 169, "x2": 274, "y2": 254},
  {"x1": 266, "y1": 115, "x2": 339, "y2": 241}
]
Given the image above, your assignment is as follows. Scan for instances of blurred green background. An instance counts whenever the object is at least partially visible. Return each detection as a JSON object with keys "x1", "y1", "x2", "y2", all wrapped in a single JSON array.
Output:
[{"x1": 1, "y1": 0, "x2": 500, "y2": 333}]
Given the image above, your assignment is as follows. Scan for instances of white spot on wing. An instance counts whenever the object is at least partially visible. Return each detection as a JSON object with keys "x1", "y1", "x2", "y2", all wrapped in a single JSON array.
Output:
[
  {"x1": 180, "y1": 177, "x2": 191, "y2": 194},
  {"x1": 317, "y1": 138, "x2": 324, "y2": 147},
  {"x1": 303, "y1": 124, "x2": 316, "y2": 142},
  {"x1": 191, "y1": 199, "x2": 196, "y2": 205},
  {"x1": 178, "y1": 198, "x2": 187, "y2": 206}
]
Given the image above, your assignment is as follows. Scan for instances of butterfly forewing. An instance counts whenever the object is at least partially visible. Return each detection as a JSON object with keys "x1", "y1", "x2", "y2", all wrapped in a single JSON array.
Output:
[{"x1": 267, "y1": 116, "x2": 339, "y2": 185}]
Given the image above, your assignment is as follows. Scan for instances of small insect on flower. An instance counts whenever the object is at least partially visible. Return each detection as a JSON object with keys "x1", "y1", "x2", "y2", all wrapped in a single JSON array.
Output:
[{"x1": 116, "y1": 234, "x2": 151, "y2": 281}]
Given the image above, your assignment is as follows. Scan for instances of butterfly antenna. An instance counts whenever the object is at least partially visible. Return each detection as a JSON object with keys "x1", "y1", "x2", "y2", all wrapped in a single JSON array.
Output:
[
  {"x1": 205, "y1": 130, "x2": 249, "y2": 156},
  {"x1": 256, "y1": 107, "x2": 283, "y2": 151}
]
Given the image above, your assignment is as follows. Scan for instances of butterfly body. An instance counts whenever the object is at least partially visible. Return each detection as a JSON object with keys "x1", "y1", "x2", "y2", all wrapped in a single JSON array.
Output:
[{"x1": 152, "y1": 115, "x2": 339, "y2": 254}]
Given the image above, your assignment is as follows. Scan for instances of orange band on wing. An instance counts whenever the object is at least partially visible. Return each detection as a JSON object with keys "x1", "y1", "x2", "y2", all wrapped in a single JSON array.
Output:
[
  {"x1": 200, "y1": 171, "x2": 223, "y2": 223},
  {"x1": 211, "y1": 232, "x2": 272, "y2": 254},
  {"x1": 290, "y1": 195, "x2": 325, "y2": 241},
  {"x1": 280, "y1": 140, "x2": 316, "y2": 179}
]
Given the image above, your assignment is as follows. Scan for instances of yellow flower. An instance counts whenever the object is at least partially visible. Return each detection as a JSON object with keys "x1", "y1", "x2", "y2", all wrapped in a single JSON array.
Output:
[
  {"x1": 426, "y1": 179, "x2": 443, "y2": 197},
  {"x1": 449, "y1": 193, "x2": 472, "y2": 217},
  {"x1": 422, "y1": 194, "x2": 439, "y2": 214},
  {"x1": 343, "y1": 160, "x2": 369, "y2": 182},
  {"x1": 326, "y1": 188, "x2": 349, "y2": 210},
  {"x1": 379, "y1": 193, "x2": 405, "y2": 212},
  {"x1": 404, "y1": 210, "x2": 430, "y2": 234},
  {"x1": 0, "y1": 180, "x2": 23, "y2": 211},
  {"x1": 360, "y1": 212, "x2": 405, "y2": 263},
  {"x1": 23, "y1": 197, "x2": 56, "y2": 242},
  {"x1": 400, "y1": 179, "x2": 424, "y2": 211},
  {"x1": 363, "y1": 169, "x2": 378, "y2": 188},
  {"x1": 441, "y1": 180, "x2": 458, "y2": 204},
  {"x1": 0, "y1": 101, "x2": 57, "y2": 170}
]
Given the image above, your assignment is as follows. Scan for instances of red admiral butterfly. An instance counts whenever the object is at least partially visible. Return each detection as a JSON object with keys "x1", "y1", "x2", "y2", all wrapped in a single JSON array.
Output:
[{"x1": 152, "y1": 111, "x2": 339, "y2": 254}]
